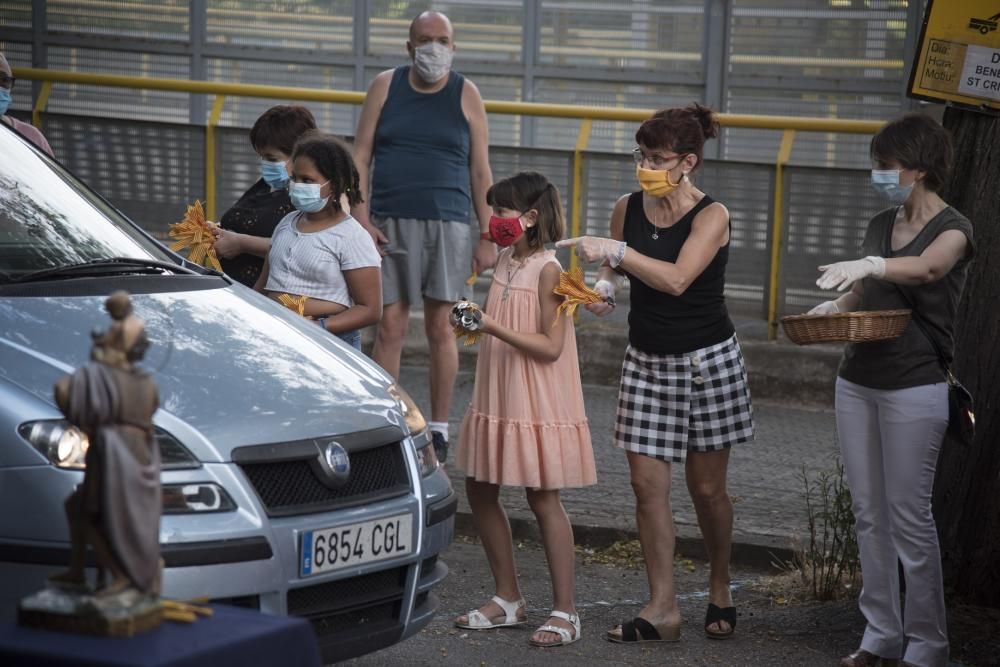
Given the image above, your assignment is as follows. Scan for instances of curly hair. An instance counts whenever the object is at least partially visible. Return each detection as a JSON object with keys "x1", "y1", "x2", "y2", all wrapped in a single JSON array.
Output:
[{"x1": 291, "y1": 131, "x2": 364, "y2": 214}]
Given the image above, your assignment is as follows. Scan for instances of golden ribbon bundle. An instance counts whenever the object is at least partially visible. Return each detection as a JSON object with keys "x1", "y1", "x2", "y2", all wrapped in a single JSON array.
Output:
[
  {"x1": 168, "y1": 200, "x2": 222, "y2": 272},
  {"x1": 161, "y1": 599, "x2": 213, "y2": 623},
  {"x1": 276, "y1": 293, "x2": 309, "y2": 317},
  {"x1": 552, "y1": 268, "x2": 603, "y2": 324}
]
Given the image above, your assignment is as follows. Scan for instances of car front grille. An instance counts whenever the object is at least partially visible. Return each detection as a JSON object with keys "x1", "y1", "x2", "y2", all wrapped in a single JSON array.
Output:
[
  {"x1": 288, "y1": 565, "x2": 408, "y2": 640},
  {"x1": 238, "y1": 441, "x2": 410, "y2": 516},
  {"x1": 308, "y1": 599, "x2": 400, "y2": 638},
  {"x1": 287, "y1": 566, "x2": 407, "y2": 617}
]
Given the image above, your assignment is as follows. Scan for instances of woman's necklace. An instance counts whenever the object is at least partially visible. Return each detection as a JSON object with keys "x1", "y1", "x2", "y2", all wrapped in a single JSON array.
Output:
[
  {"x1": 502, "y1": 247, "x2": 538, "y2": 301},
  {"x1": 649, "y1": 205, "x2": 666, "y2": 240}
]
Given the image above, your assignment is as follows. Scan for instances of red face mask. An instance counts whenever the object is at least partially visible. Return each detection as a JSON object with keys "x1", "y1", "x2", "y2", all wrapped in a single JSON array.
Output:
[{"x1": 488, "y1": 213, "x2": 525, "y2": 247}]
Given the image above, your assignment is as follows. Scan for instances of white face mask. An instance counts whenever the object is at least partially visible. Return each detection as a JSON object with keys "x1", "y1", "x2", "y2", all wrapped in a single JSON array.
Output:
[{"x1": 413, "y1": 42, "x2": 453, "y2": 83}]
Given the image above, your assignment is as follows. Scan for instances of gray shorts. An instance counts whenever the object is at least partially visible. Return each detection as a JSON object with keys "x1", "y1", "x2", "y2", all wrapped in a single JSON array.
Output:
[{"x1": 374, "y1": 216, "x2": 473, "y2": 305}]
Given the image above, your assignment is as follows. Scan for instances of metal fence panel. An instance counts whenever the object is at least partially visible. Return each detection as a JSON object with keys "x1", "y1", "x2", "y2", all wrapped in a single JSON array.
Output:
[
  {"x1": 206, "y1": 0, "x2": 354, "y2": 52},
  {"x1": 782, "y1": 165, "x2": 882, "y2": 314},
  {"x1": 44, "y1": 46, "x2": 191, "y2": 123},
  {"x1": 47, "y1": 0, "x2": 190, "y2": 41},
  {"x1": 532, "y1": 80, "x2": 702, "y2": 152},
  {"x1": 726, "y1": 0, "x2": 908, "y2": 167},
  {"x1": 204, "y1": 58, "x2": 356, "y2": 134},
  {"x1": 538, "y1": 0, "x2": 704, "y2": 76},
  {"x1": 368, "y1": 0, "x2": 525, "y2": 63},
  {"x1": 40, "y1": 114, "x2": 205, "y2": 236},
  {"x1": 0, "y1": 1, "x2": 31, "y2": 30}
]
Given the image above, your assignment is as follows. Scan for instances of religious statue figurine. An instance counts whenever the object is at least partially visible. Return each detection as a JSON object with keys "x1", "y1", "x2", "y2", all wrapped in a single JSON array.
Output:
[{"x1": 19, "y1": 291, "x2": 164, "y2": 636}]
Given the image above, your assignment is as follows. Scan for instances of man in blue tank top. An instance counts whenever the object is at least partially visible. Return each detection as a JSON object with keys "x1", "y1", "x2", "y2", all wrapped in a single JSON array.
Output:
[{"x1": 353, "y1": 11, "x2": 496, "y2": 463}]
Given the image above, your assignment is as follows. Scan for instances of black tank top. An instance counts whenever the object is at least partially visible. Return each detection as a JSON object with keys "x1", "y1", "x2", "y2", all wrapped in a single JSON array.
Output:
[{"x1": 623, "y1": 192, "x2": 734, "y2": 354}]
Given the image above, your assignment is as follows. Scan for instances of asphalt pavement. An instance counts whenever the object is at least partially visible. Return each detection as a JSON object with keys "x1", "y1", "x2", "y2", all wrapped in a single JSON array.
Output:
[
  {"x1": 345, "y1": 538, "x2": 868, "y2": 666},
  {"x1": 397, "y1": 364, "x2": 842, "y2": 565}
]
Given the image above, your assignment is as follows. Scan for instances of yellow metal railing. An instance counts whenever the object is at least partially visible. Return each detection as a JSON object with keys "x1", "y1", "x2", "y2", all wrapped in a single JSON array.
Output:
[{"x1": 13, "y1": 67, "x2": 885, "y2": 339}]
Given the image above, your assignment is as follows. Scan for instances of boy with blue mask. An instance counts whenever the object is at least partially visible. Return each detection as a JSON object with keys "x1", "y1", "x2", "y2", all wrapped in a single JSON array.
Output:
[
  {"x1": 0, "y1": 52, "x2": 54, "y2": 157},
  {"x1": 210, "y1": 105, "x2": 316, "y2": 287}
]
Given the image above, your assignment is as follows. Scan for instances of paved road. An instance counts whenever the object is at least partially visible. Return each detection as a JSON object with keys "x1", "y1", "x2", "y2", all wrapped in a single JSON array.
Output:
[
  {"x1": 398, "y1": 365, "x2": 842, "y2": 557},
  {"x1": 345, "y1": 538, "x2": 867, "y2": 666}
]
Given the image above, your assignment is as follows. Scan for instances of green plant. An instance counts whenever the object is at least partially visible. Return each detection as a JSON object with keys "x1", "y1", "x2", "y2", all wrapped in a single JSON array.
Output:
[{"x1": 795, "y1": 459, "x2": 861, "y2": 601}]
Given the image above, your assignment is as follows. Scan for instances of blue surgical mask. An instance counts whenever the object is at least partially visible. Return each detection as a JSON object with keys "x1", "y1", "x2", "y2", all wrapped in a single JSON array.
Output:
[
  {"x1": 871, "y1": 169, "x2": 914, "y2": 205},
  {"x1": 259, "y1": 159, "x2": 289, "y2": 188},
  {"x1": 289, "y1": 180, "x2": 330, "y2": 213},
  {"x1": 0, "y1": 89, "x2": 11, "y2": 116}
]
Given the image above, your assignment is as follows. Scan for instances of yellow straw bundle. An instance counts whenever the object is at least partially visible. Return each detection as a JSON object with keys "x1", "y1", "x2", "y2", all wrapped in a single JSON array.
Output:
[
  {"x1": 552, "y1": 268, "x2": 603, "y2": 324},
  {"x1": 168, "y1": 200, "x2": 222, "y2": 272},
  {"x1": 276, "y1": 293, "x2": 309, "y2": 317}
]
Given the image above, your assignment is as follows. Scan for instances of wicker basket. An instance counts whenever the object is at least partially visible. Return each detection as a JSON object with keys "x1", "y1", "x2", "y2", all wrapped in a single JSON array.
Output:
[{"x1": 780, "y1": 309, "x2": 912, "y2": 345}]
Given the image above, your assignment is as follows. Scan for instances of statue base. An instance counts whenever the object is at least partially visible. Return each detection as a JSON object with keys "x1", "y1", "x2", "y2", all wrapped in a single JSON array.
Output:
[{"x1": 18, "y1": 585, "x2": 162, "y2": 637}]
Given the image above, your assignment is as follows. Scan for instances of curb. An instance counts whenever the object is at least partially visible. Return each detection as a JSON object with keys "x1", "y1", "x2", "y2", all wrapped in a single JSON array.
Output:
[{"x1": 453, "y1": 510, "x2": 797, "y2": 572}]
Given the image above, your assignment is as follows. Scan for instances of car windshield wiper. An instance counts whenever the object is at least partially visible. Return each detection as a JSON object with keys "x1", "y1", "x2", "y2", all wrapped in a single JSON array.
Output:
[{"x1": 9, "y1": 257, "x2": 200, "y2": 284}]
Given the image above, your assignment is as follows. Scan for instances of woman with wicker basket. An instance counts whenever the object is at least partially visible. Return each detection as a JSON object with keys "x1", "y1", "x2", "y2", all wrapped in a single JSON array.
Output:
[
  {"x1": 811, "y1": 113, "x2": 974, "y2": 667},
  {"x1": 558, "y1": 103, "x2": 754, "y2": 645}
]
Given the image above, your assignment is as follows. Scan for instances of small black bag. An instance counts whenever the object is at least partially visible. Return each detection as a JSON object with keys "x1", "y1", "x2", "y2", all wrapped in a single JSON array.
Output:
[
  {"x1": 944, "y1": 369, "x2": 975, "y2": 445},
  {"x1": 894, "y1": 287, "x2": 975, "y2": 445}
]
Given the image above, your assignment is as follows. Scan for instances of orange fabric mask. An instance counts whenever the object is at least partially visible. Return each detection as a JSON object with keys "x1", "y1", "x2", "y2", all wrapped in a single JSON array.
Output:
[{"x1": 635, "y1": 164, "x2": 682, "y2": 198}]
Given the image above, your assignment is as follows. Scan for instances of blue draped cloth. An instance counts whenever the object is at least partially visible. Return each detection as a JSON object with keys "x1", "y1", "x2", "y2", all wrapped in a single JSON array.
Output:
[{"x1": 0, "y1": 604, "x2": 322, "y2": 667}]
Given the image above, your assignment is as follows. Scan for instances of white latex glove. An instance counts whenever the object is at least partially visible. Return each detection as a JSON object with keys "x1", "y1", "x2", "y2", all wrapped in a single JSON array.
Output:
[
  {"x1": 807, "y1": 300, "x2": 840, "y2": 315},
  {"x1": 585, "y1": 279, "x2": 616, "y2": 317},
  {"x1": 816, "y1": 256, "x2": 885, "y2": 291},
  {"x1": 555, "y1": 236, "x2": 627, "y2": 267}
]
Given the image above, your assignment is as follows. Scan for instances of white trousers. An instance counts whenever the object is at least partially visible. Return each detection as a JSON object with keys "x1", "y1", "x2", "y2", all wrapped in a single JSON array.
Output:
[{"x1": 835, "y1": 378, "x2": 949, "y2": 667}]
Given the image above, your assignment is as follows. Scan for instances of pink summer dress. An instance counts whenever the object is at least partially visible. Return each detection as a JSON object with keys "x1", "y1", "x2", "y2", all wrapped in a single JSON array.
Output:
[{"x1": 457, "y1": 248, "x2": 597, "y2": 490}]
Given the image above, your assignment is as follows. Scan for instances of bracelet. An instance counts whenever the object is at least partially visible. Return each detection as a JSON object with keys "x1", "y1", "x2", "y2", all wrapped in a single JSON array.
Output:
[
  {"x1": 608, "y1": 241, "x2": 627, "y2": 269},
  {"x1": 316, "y1": 317, "x2": 327, "y2": 331},
  {"x1": 479, "y1": 231, "x2": 492, "y2": 241}
]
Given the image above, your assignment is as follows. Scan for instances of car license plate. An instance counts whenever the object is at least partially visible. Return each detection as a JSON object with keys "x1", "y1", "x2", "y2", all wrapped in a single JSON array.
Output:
[{"x1": 300, "y1": 513, "x2": 413, "y2": 576}]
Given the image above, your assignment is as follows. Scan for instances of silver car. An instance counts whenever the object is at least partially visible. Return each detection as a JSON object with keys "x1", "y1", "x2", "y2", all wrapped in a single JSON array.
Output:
[{"x1": 0, "y1": 125, "x2": 456, "y2": 662}]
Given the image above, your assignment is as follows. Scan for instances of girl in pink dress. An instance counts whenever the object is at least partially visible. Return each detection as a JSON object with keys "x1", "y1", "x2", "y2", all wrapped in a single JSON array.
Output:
[{"x1": 453, "y1": 171, "x2": 597, "y2": 648}]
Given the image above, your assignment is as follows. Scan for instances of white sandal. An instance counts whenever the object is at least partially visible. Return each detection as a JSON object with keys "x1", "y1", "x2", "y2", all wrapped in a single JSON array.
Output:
[
  {"x1": 454, "y1": 595, "x2": 527, "y2": 630},
  {"x1": 528, "y1": 610, "x2": 581, "y2": 648}
]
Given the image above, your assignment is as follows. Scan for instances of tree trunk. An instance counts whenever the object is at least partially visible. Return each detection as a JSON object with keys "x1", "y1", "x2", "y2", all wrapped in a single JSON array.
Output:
[{"x1": 933, "y1": 107, "x2": 1000, "y2": 606}]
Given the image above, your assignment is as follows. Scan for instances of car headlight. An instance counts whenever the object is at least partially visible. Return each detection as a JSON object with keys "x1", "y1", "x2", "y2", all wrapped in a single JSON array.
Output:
[
  {"x1": 387, "y1": 383, "x2": 427, "y2": 436},
  {"x1": 162, "y1": 483, "x2": 236, "y2": 514},
  {"x1": 415, "y1": 441, "x2": 439, "y2": 477},
  {"x1": 19, "y1": 421, "x2": 201, "y2": 470}
]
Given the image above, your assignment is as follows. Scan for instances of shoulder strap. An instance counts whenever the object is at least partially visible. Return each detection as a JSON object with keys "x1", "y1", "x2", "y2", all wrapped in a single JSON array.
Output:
[{"x1": 892, "y1": 284, "x2": 951, "y2": 375}]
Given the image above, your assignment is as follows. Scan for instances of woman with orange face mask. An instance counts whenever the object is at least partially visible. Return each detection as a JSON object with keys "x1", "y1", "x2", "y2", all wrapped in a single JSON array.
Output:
[{"x1": 558, "y1": 103, "x2": 754, "y2": 646}]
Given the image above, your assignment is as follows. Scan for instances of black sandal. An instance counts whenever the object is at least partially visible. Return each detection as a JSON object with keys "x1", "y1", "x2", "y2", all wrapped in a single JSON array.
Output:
[
  {"x1": 606, "y1": 617, "x2": 681, "y2": 644},
  {"x1": 704, "y1": 603, "x2": 737, "y2": 639}
]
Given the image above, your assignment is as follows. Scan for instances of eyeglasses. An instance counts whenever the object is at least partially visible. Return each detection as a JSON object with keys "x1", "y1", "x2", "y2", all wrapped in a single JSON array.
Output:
[
  {"x1": 632, "y1": 147, "x2": 684, "y2": 170},
  {"x1": 0, "y1": 75, "x2": 15, "y2": 91}
]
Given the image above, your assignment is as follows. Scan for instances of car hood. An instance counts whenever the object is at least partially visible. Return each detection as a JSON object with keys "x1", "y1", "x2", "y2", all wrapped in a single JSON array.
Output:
[{"x1": 0, "y1": 285, "x2": 405, "y2": 461}]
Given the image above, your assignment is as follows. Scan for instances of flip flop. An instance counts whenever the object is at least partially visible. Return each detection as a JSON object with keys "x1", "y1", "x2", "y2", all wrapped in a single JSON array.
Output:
[
  {"x1": 606, "y1": 617, "x2": 681, "y2": 643},
  {"x1": 704, "y1": 603, "x2": 737, "y2": 639}
]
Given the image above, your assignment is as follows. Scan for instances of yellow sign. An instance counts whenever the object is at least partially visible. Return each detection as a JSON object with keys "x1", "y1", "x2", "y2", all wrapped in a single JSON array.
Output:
[{"x1": 909, "y1": 0, "x2": 1000, "y2": 110}]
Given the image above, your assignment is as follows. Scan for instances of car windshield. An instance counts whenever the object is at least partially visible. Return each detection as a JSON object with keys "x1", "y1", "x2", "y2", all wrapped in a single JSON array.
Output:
[{"x1": 0, "y1": 125, "x2": 173, "y2": 281}]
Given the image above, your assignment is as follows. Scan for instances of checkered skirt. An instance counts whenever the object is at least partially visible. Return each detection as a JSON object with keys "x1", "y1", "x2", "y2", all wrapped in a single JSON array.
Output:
[{"x1": 615, "y1": 334, "x2": 755, "y2": 462}]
